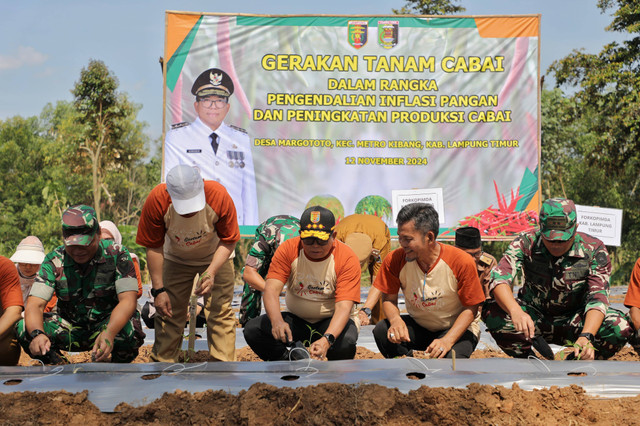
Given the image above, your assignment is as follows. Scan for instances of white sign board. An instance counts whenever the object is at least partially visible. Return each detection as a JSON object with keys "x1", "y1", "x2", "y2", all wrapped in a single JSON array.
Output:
[
  {"x1": 575, "y1": 204, "x2": 623, "y2": 247},
  {"x1": 392, "y1": 188, "x2": 445, "y2": 225}
]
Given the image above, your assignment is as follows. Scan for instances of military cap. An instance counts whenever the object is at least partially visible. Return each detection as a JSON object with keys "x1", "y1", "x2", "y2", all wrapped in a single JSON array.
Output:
[
  {"x1": 191, "y1": 68, "x2": 234, "y2": 98},
  {"x1": 62, "y1": 204, "x2": 99, "y2": 246},
  {"x1": 300, "y1": 206, "x2": 335, "y2": 241},
  {"x1": 539, "y1": 198, "x2": 577, "y2": 241},
  {"x1": 455, "y1": 226, "x2": 481, "y2": 249}
]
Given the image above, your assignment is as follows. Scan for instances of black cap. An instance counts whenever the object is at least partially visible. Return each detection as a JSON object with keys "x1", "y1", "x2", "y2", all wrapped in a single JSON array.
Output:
[
  {"x1": 300, "y1": 206, "x2": 335, "y2": 241},
  {"x1": 455, "y1": 226, "x2": 481, "y2": 249},
  {"x1": 191, "y1": 68, "x2": 234, "y2": 98}
]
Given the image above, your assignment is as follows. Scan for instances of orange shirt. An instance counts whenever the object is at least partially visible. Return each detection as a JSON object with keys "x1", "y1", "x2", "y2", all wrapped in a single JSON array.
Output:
[
  {"x1": 267, "y1": 237, "x2": 361, "y2": 323},
  {"x1": 0, "y1": 256, "x2": 23, "y2": 313},
  {"x1": 624, "y1": 257, "x2": 640, "y2": 309},
  {"x1": 136, "y1": 180, "x2": 240, "y2": 266},
  {"x1": 374, "y1": 243, "x2": 485, "y2": 335},
  {"x1": 132, "y1": 255, "x2": 143, "y2": 298}
]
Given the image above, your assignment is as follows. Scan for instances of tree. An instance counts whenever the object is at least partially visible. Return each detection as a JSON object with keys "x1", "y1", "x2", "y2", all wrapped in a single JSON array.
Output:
[
  {"x1": 547, "y1": 0, "x2": 640, "y2": 283},
  {"x1": 392, "y1": 0, "x2": 465, "y2": 15},
  {"x1": 71, "y1": 59, "x2": 149, "y2": 222}
]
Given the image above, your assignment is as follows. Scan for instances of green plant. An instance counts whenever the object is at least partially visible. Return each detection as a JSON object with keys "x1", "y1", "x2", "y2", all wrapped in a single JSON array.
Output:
[
  {"x1": 302, "y1": 324, "x2": 324, "y2": 347},
  {"x1": 557, "y1": 339, "x2": 597, "y2": 360}
]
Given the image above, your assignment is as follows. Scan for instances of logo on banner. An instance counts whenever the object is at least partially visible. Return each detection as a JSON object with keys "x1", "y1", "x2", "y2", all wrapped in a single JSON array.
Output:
[
  {"x1": 378, "y1": 20, "x2": 398, "y2": 49},
  {"x1": 348, "y1": 21, "x2": 368, "y2": 49}
]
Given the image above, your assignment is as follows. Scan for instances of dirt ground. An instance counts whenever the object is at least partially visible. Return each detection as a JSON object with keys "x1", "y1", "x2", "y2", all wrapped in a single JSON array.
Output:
[{"x1": 4, "y1": 344, "x2": 640, "y2": 424}]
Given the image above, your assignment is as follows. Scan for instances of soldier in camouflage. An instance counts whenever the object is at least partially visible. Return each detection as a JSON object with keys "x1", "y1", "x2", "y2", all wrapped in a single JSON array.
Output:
[
  {"x1": 15, "y1": 205, "x2": 144, "y2": 364},
  {"x1": 482, "y1": 198, "x2": 632, "y2": 360},
  {"x1": 239, "y1": 215, "x2": 300, "y2": 327}
]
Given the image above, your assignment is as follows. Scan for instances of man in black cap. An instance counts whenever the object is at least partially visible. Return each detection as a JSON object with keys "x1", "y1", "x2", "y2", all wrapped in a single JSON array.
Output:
[
  {"x1": 243, "y1": 206, "x2": 362, "y2": 361},
  {"x1": 455, "y1": 226, "x2": 497, "y2": 299},
  {"x1": 164, "y1": 67, "x2": 258, "y2": 226}
]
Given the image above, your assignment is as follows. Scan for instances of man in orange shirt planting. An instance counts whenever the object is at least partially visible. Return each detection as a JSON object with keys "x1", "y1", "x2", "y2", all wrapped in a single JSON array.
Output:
[
  {"x1": 373, "y1": 203, "x2": 485, "y2": 358},
  {"x1": 243, "y1": 206, "x2": 361, "y2": 361}
]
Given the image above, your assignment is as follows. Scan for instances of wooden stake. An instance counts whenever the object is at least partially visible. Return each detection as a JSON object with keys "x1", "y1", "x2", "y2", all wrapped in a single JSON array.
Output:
[
  {"x1": 188, "y1": 273, "x2": 199, "y2": 357},
  {"x1": 451, "y1": 349, "x2": 456, "y2": 371}
]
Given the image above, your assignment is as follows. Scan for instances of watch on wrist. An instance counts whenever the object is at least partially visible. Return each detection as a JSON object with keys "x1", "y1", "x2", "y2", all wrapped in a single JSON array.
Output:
[
  {"x1": 30, "y1": 329, "x2": 46, "y2": 340},
  {"x1": 323, "y1": 333, "x2": 336, "y2": 347},
  {"x1": 361, "y1": 307, "x2": 372, "y2": 319},
  {"x1": 579, "y1": 332, "x2": 595, "y2": 343},
  {"x1": 150, "y1": 287, "x2": 166, "y2": 297}
]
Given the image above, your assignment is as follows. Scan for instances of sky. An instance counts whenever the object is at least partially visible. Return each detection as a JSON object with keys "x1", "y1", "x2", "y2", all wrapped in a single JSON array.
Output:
[{"x1": 0, "y1": 1, "x2": 628, "y2": 145}]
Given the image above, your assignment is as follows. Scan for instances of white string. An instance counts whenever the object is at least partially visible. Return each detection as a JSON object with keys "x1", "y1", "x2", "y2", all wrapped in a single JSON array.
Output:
[
  {"x1": 527, "y1": 355, "x2": 551, "y2": 372},
  {"x1": 27, "y1": 365, "x2": 65, "y2": 381},
  {"x1": 162, "y1": 362, "x2": 208, "y2": 374},
  {"x1": 405, "y1": 357, "x2": 442, "y2": 376}
]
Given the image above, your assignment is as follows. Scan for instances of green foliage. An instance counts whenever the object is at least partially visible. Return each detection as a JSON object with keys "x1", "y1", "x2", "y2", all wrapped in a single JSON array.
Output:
[
  {"x1": 544, "y1": 0, "x2": 640, "y2": 284},
  {"x1": 392, "y1": 0, "x2": 465, "y2": 15},
  {"x1": 303, "y1": 324, "x2": 324, "y2": 347},
  {"x1": 0, "y1": 60, "x2": 155, "y2": 259}
]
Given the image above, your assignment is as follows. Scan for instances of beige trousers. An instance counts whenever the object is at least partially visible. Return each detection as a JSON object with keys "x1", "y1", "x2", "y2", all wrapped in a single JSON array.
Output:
[{"x1": 151, "y1": 258, "x2": 236, "y2": 362}]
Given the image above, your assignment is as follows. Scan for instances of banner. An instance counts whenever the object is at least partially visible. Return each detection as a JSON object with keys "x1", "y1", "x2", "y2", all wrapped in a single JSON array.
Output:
[{"x1": 163, "y1": 13, "x2": 541, "y2": 237}]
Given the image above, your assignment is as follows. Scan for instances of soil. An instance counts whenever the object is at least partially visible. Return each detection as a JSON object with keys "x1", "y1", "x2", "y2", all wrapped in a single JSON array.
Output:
[{"x1": 6, "y1": 344, "x2": 640, "y2": 424}]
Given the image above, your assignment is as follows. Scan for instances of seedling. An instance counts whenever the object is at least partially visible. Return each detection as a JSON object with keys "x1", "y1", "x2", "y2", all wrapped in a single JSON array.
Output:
[
  {"x1": 302, "y1": 324, "x2": 324, "y2": 347},
  {"x1": 556, "y1": 339, "x2": 597, "y2": 361}
]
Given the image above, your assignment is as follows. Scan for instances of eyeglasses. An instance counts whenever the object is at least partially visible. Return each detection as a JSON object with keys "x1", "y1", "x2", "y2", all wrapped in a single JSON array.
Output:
[
  {"x1": 301, "y1": 237, "x2": 330, "y2": 246},
  {"x1": 198, "y1": 97, "x2": 228, "y2": 109}
]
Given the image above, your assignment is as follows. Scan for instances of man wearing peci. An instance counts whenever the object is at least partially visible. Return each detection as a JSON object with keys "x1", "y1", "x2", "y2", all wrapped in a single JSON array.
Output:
[{"x1": 164, "y1": 67, "x2": 258, "y2": 225}]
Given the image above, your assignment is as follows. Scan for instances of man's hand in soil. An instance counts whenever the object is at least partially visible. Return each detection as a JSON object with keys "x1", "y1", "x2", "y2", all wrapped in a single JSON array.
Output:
[
  {"x1": 426, "y1": 338, "x2": 452, "y2": 359},
  {"x1": 309, "y1": 337, "x2": 330, "y2": 360},
  {"x1": 29, "y1": 334, "x2": 51, "y2": 357},
  {"x1": 573, "y1": 336, "x2": 595, "y2": 360},
  {"x1": 154, "y1": 291, "x2": 172, "y2": 318},
  {"x1": 92, "y1": 330, "x2": 116, "y2": 362}
]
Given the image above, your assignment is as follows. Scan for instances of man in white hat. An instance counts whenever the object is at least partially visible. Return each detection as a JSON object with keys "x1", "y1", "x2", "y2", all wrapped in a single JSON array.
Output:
[{"x1": 136, "y1": 165, "x2": 240, "y2": 362}]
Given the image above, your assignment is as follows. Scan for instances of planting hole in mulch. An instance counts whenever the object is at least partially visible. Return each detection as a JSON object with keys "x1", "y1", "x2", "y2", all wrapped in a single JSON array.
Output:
[
  {"x1": 280, "y1": 374, "x2": 300, "y2": 381},
  {"x1": 406, "y1": 372, "x2": 426, "y2": 380},
  {"x1": 141, "y1": 373, "x2": 162, "y2": 380}
]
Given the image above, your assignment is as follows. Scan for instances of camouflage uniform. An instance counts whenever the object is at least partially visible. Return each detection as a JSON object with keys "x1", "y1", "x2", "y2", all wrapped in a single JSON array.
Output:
[
  {"x1": 16, "y1": 237, "x2": 145, "y2": 363},
  {"x1": 483, "y1": 227, "x2": 632, "y2": 360},
  {"x1": 239, "y1": 215, "x2": 300, "y2": 326}
]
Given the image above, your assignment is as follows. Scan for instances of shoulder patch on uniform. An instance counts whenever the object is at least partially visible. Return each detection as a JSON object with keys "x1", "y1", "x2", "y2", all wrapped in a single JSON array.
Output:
[
  {"x1": 479, "y1": 253, "x2": 493, "y2": 267},
  {"x1": 229, "y1": 124, "x2": 247, "y2": 134},
  {"x1": 171, "y1": 122, "x2": 190, "y2": 130}
]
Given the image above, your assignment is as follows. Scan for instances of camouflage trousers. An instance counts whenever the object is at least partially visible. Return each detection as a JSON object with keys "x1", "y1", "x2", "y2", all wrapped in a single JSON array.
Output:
[
  {"x1": 15, "y1": 311, "x2": 145, "y2": 363},
  {"x1": 482, "y1": 299, "x2": 632, "y2": 360},
  {"x1": 239, "y1": 282, "x2": 262, "y2": 328}
]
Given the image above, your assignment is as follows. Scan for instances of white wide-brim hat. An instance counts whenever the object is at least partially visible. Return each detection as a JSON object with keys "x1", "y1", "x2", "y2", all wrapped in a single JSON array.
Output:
[{"x1": 10, "y1": 236, "x2": 45, "y2": 264}]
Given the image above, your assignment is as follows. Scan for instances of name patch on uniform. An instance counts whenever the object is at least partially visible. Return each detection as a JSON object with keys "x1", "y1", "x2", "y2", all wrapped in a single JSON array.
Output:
[{"x1": 186, "y1": 149, "x2": 202, "y2": 153}]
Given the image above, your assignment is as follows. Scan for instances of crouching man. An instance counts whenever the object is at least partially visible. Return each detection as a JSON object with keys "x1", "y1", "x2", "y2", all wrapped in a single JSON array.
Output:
[
  {"x1": 373, "y1": 203, "x2": 485, "y2": 358},
  {"x1": 16, "y1": 205, "x2": 144, "y2": 364},
  {"x1": 243, "y1": 206, "x2": 361, "y2": 361},
  {"x1": 482, "y1": 198, "x2": 632, "y2": 360}
]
